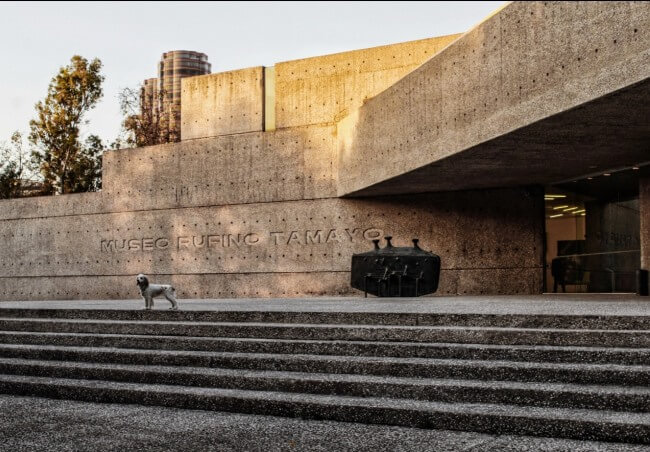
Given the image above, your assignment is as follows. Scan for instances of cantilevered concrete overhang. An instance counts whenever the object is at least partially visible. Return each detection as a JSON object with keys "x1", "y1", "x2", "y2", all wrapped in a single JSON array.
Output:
[
  {"x1": 337, "y1": 1, "x2": 650, "y2": 197},
  {"x1": 343, "y1": 78, "x2": 650, "y2": 196}
]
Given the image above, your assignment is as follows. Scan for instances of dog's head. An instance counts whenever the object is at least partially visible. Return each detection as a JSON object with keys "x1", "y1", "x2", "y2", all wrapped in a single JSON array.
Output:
[{"x1": 136, "y1": 274, "x2": 149, "y2": 289}]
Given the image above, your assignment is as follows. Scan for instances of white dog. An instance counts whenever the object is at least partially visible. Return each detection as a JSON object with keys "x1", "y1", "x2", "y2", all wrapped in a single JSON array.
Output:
[{"x1": 136, "y1": 274, "x2": 179, "y2": 311}]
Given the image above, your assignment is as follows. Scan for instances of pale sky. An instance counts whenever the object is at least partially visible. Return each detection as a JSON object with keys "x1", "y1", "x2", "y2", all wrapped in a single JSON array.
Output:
[{"x1": 0, "y1": 1, "x2": 505, "y2": 145}]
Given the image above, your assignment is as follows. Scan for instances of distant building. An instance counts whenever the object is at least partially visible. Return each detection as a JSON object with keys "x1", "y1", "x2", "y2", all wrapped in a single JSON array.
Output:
[
  {"x1": 141, "y1": 51, "x2": 211, "y2": 142},
  {"x1": 140, "y1": 78, "x2": 159, "y2": 124}
]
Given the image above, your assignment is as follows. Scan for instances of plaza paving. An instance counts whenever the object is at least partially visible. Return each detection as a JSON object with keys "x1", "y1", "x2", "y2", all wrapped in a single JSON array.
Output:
[{"x1": 1, "y1": 293, "x2": 648, "y2": 316}]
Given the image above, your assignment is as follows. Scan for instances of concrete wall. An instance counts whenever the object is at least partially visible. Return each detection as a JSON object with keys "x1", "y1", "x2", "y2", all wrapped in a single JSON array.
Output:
[
  {"x1": 181, "y1": 67, "x2": 264, "y2": 140},
  {"x1": 0, "y1": 124, "x2": 544, "y2": 300},
  {"x1": 101, "y1": 126, "x2": 337, "y2": 209},
  {"x1": 179, "y1": 35, "x2": 460, "y2": 140},
  {"x1": 274, "y1": 35, "x2": 460, "y2": 129},
  {"x1": 338, "y1": 1, "x2": 650, "y2": 196},
  {"x1": 0, "y1": 185, "x2": 544, "y2": 301}
]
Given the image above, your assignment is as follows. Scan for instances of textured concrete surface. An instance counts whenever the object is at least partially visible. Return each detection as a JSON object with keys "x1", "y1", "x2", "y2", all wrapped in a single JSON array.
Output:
[
  {"x1": 2, "y1": 359, "x2": 650, "y2": 411},
  {"x1": 178, "y1": 34, "x2": 460, "y2": 138},
  {"x1": 275, "y1": 34, "x2": 460, "y2": 129},
  {"x1": 0, "y1": 296, "x2": 649, "y2": 445},
  {"x1": 2, "y1": 344, "x2": 649, "y2": 382},
  {"x1": 337, "y1": 1, "x2": 650, "y2": 195},
  {"x1": 0, "y1": 188, "x2": 544, "y2": 300},
  {"x1": 0, "y1": 294, "x2": 648, "y2": 315},
  {"x1": 2, "y1": 395, "x2": 646, "y2": 452},
  {"x1": 2, "y1": 375, "x2": 650, "y2": 444},
  {"x1": 100, "y1": 125, "x2": 337, "y2": 206},
  {"x1": 181, "y1": 67, "x2": 264, "y2": 140}
]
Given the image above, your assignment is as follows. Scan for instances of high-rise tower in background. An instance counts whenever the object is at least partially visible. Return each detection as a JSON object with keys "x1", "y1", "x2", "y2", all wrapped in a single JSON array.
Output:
[
  {"x1": 141, "y1": 50, "x2": 211, "y2": 142},
  {"x1": 140, "y1": 77, "x2": 159, "y2": 124}
]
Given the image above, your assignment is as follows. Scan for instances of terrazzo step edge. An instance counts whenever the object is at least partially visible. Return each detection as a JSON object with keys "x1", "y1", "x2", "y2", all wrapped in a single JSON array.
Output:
[
  {"x1": 0, "y1": 318, "x2": 648, "y2": 347},
  {"x1": 0, "y1": 374, "x2": 648, "y2": 444},
  {"x1": 1, "y1": 331, "x2": 648, "y2": 364},
  {"x1": 0, "y1": 357, "x2": 648, "y2": 412},
  {"x1": 1, "y1": 308, "x2": 649, "y2": 329},
  {"x1": 0, "y1": 344, "x2": 648, "y2": 385}
]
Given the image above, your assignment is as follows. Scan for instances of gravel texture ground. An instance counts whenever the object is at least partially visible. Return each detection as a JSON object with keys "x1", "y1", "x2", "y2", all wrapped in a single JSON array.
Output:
[{"x1": 0, "y1": 395, "x2": 648, "y2": 452}]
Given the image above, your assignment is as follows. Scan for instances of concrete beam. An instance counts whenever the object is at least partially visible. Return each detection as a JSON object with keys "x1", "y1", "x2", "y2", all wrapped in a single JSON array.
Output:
[{"x1": 338, "y1": 1, "x2": 650, "y2": 196}]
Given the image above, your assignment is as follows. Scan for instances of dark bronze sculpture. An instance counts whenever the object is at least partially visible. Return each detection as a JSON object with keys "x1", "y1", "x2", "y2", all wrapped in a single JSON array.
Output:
[{"x1": 351, "y1": 236, "x2": 441, "y2": 297}]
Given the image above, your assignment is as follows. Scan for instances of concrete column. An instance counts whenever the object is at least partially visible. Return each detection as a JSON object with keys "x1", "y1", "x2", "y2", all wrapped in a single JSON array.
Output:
[{"x1": 641, "y1": 173, "x2": 650, "y2": 271}]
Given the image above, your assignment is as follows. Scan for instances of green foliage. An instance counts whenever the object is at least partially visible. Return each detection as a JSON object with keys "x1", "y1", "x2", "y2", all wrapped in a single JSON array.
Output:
[
  {"x1": 67, "y1": 134, "x2": 104, "y2": 193},
  {"x1": 0, "y1": 161, "x2": 22, "y2": 199},
  {"x1": 0, "y1": 131, "x2": 38, "y2": 199},
  {"x1": 118, "y1": 85, "x2": 171, "y2": 148},
  {"x1": 29, "y1": 55, "x2": 105, "y2": 194}
]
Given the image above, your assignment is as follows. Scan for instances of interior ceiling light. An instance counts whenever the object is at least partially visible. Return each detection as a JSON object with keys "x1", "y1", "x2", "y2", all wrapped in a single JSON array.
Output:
[
  {"x1": 587, "y1": 177, "x2": 593, "y2": 180},
  {"x1": 553, "y1": 205, "x2": 569, "y2": 210},
  {"x1": 580, "y1": 213, "x2": 586, "y2": 216},
  {"x1": 549, "y1": 213, "x2": 563, "y2": 218},
  {"x1": 545, "y1": 194, "x2": 566, "y2": 198},
  {"x1": 563, "y1": 207, "x2": 579, "y2": 211},
  {"x1": 573, "y1": 209, "x2": 586, "y2": 214},
  {"x1": 633, "y1": 167, "x2": 640, "y2": 170},
  {"x1": 603, "y1": 173, "x2": 611, "y2": 176}
]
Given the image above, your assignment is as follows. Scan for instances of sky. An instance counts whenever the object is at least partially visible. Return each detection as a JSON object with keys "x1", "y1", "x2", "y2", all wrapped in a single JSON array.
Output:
[{"x1": 0, "y1": 1, "x2": 505, "y2": 145}]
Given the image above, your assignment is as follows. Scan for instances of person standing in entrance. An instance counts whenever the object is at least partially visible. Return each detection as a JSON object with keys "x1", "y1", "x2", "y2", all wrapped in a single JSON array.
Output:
[{"x1": 551, "y1": 257, "x2": 567, "y2": 293}]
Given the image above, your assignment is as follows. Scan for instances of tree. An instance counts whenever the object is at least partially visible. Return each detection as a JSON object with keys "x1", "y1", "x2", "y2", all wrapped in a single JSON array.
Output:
[
  {"x1": 29, "y1": 55, "x2": 104, "y2": 195},
  {"x1": 67, "y1": 134, "x2": 104, "y2": 192},
  {"x1": 0, "y1": 131, "x2": 39, "y2": 199},
  {"x1": 118, "y1": 84, "x2": 171, "y2": 148}
]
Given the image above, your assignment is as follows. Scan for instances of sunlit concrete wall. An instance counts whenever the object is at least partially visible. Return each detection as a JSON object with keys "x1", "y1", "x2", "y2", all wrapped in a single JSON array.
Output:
[
  {"x1": 181, "y1": 67, "x2": 264, "y2": 140},
  {"x1": 337, "y1": 1, "x2": 650, "y2": 196},
  {"x1": 179, "y1": 35, "x2": 460, "y2": 139},
  {"x1": 274, "y1": 35, "x2": 460, "y2": 129}
]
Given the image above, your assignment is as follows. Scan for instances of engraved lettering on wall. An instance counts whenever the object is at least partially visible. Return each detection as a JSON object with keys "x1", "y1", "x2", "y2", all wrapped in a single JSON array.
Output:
[{"x1": 101, "y1": 227, "x2": 383, "y2": 253}]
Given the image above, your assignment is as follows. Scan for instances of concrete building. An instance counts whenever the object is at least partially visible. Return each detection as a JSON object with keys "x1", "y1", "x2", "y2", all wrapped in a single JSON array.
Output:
[
  {"x1": 141, "y1": 78, "x2": 159, "y2": 117},
  {"x1": 1, "y1": 1, "x2": 649, "y2": 300},
  {"x1": 141, "y1": 50, "x2": 211, "y2": 141}
]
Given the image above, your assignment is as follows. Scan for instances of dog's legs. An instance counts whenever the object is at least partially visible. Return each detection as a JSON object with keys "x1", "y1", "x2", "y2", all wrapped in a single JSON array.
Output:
[
  {"x1": 164, "y1": 290, "x2": 179, "y2": 311},
  {"x1": 145, "y1": 296, "x2": 153, "y2": 310}
]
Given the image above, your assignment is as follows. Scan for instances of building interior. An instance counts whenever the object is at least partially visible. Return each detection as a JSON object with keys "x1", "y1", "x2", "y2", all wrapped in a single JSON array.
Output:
[{"x1": 545, "y1": 164, "x2": 643, "y2": 293}]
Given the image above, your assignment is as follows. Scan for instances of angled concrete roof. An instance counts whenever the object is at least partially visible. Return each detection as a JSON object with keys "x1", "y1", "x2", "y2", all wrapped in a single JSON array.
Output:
[{"x1": 337, "y1": 1, "x2": 650, "y2": 196}]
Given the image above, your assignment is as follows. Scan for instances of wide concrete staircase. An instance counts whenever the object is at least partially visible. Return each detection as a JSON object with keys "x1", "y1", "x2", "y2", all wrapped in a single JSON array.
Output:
[{"x1": 0, "y1": 307, "x2": 648, "y2": 444}]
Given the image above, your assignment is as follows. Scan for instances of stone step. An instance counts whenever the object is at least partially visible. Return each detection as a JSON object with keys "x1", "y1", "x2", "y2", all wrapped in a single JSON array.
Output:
[
  {"x1": 0, "y1": 374, "x2": 648, "y2": 443},
  {"x1": 0, "y1": 318, "x2": 648, "y2": 347},
  {"x1": 1, "y1": 308, "x2": 649, "y2": 329},
  {"x1": 0, "y1": 344, "x2": 647, "y2": 385},
  {"x1": 1, "y1": 331, "x2": 649, "y2": 365},
  {"x1": 0, "y1": 357, "x2": 648, "y2": 412}
]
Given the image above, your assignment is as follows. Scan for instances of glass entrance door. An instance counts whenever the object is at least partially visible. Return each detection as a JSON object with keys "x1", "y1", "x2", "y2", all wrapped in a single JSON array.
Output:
[{"x1": 545, "y1": 168, "x2": 641, "y2": 293}]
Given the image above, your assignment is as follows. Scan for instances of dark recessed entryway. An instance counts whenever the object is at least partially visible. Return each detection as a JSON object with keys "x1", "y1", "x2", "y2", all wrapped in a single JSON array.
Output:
[{"x1": 545, "y1": 165, "x2": 644, "y2": 293}]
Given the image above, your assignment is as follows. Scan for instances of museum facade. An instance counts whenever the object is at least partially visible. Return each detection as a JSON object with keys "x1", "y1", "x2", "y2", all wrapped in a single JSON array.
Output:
[{"x1": 0, "y1": 1, "x2": 648, "y2": 300}]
